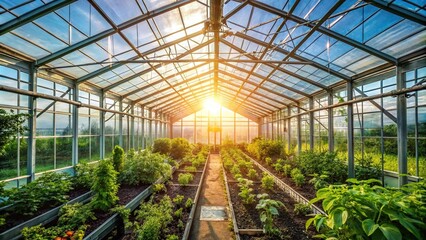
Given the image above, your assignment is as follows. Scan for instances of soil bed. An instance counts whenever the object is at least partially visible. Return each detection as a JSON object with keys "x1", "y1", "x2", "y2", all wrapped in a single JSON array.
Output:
[{"x1": 0, "y1": 187, "x2": 90, "y2": 233}]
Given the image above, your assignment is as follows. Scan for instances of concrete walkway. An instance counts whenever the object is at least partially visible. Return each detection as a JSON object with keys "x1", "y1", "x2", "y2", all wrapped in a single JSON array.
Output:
[{"x1": 189, "y1": 154, "x2": 233, "y2": 240}]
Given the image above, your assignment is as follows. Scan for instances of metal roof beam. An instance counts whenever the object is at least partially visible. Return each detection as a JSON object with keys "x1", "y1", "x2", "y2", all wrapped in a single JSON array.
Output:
[
  {"x1": 36, "y1": 0, "x2": 194, "y2": 66},
  {"x1": 365, "y1": 0, "x2": 426, "y2": 26},
  {"x1": 0, "y1": 0, "x2": 76, "y2": 36},
  {"x1": 248, "y1": 0, "x2": 397, "y2": 63}
]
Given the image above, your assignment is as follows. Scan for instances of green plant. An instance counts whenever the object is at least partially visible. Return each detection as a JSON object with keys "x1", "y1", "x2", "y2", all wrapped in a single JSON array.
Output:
[
  {"x1": 185, "y1": 198, "x2": 193, "y2": 209},
  {"x1": 297, "y1": 151, "x2": 347, "y2": 183},
  {"x1": 174, "y1": 207, "x2": 183, "y2": 218},
  {"x1": 282, "y1": 164, "x2": 292, "y2": 177},
  {"x1": 58, "y1": 203, "x2": 95, "y2": 229},
  {"x1": 7, "y1": 172, "x2": 73, "y2": 216},
  {"x1": 74, "y1": 161, "x2": 95, "y2": 189},
  {"x1": 265, "y1": 157, "x2": 273, "y2": 165},
  {"x1": 309, "y1": 173, "x2": 329, "y2": 190},
  {"x1": 112, "y1": 145, "x2": 125, "y2": 172},
  {"x1": 91, "y1": 160, "x2": 118, "y2": 212},
  {"x1": 173, "y1": 195, "x2": 185, "y2": 206},
  {"x1": 166, "y1": 234, "x2": 179, "y2": 240},
  {"x1": 137, "y1": 217, "x2": 162, "y2": 240},
  {"x1": 152, "y1": 138, "x2": 172, "y2": 155},
  {"x1": 307, "y1": 179, "x2": 426, "y2": 240},
  {"x1": 170, "y1": 138, "x2": 191, "y2": 160},
  {"x1": 292, "y1": 173, "x2": 305, "y2": 187},
  {"x1": 294, "y1": 203, "x2": 312, "y2": 216},
  {"x1": 247, "y1": 168, "x2": 258, "y2": 180},
  {"x1": 184, "y1": 166, "x2": 197, "y2": 172},
  {"x1": 261, "y1": 173, "x2": 275, "y2": 191},
  {"x1": 153, "y1": 183, "x2": 166, "y2": 193},
  {"x1": 22, "y1": 224, "x2": 86, "y2": 240},
  {"x1": 256, "y1": 193, "x2": 285, "y2": 236},
  {"x1": 111, "y1": 205, "x2": 132, "y2": 231},
  {"x1": 355, "y1": 154, "x2": 382, "y2": 180},
  {"x1": 178, "y1": 173, "x2": 193, "y2": 186},
  {"x1": 290, "y1": 168, "x2": 302, "y2": 178},
  {"x1": 0, "y1": 109, "x2": 28, "y2": 155},
  {"x1": 178, "y1": 219, "x2": 185, "y2": 230},
  {"x1": 237, "y1": 178, "x2": 255, "y2": 204},
  {"x1": 231, "y1": 165, "x2": 241, "y2": 176},
  {"x1": 272, "y1": 162, "x2": 282, "y2": 172}
]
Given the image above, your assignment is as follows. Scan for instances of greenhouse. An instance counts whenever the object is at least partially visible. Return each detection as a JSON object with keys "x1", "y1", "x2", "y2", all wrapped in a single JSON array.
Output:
[{"x1": 0, "y1": 0, "x2": 425, "y2": 239}]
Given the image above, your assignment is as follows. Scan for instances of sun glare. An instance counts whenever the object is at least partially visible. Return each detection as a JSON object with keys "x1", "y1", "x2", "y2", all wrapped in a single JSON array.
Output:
[{"x1": 203, "y1": 98, "x2": 221, "y2": 114}]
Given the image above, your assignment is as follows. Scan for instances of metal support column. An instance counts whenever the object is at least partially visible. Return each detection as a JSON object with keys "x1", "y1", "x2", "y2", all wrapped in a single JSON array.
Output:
[
  {"x1": 194, "y1": 112, "x2": 197, "y2": 143},
  {"x1": 118, "y1": 98, "x2": 123, "y2": 147},
  {"x1": 141, "y1": 106, "x2": 145, "y2": 149},
  {"x1": 219, "y1": 106, "x2": 222, "y2": 145},
  {"x1": 347, "y1": 81, "x2": 355, "y2": 178},
  {"x1": 72, "y1": 83, "x2": 79, "y2": 166},
  {"x1": 234, "y1": 112, "x2": 236, "y2": 144},
  {"x1": 27, "y1": 63, "x2": 37, "y2": 182},
  {"x1": 309, "y1": 98, "x2": 314, "y2": 150},
  {"x1": 328, "y1": 92, "x2": 334, "y2": 152},
  {"x1": 148, "y1": 109, "x2": 152, "y2": 146},
  {"x1": 396, "y1": 66, "x2": 408, "y2": 186},
  {"x1": 154, "y1": 111, "x2": 158, "y2": 141},
  {"x1": 287, "y1": 108, "x2": 291, "y2": 153},
  {"x1": 297, "y1": 105, "x2": 302, "y2": 154},
  {"x1": 99, "y1": 92, "x2": 105, "y2": 159},
  {"x1": 130, "y1": 104, "x2": 135, "y2": 149}
]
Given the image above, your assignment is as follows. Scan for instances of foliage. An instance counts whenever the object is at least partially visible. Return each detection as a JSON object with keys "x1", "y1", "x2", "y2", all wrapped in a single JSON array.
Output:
[
  {"x1": 74, "y1": 161, "x2": 95, "y2": 189},
  {"x1": 111, "y1": 205, "x2": 132, "y2": 231},
  {"x1": 184, "y1": 166, "x2": 197, "y2": 172},
  {"x1": 170, "y1": 138, "x2": 191, "y2": 160},
  {"x1": 238, "y1": 178, "x2": 255, "y2": 204},
  {"x1": 91, "y1": 160, "x2": 118, "y2": 212},
  {"x1": 247, "y1": 168, "x2": 258, "y2": 180},
  {"x1": 0, "y1": 109, "x2": 29, "y2": 155},
  {"x1": 174, "y1": 207, "x2": 183, "y2": 218},
  {"x1": 185, "y1": 198, "x2": 193, "y2": 209},
  {"x1": 290, "y1": 168, "x2": 302, "y2": 178},
  {"x1": 152, "y1": 138, "x2": 171, "y2": 156},
  {"x1": 297, "y1": 151, "x2": 347, "y2": 183},
  {"x1": 307, "y1": 179, "x2": 426, "y2": 240},
  {"x1": 173, "y1": 195, "x2": 185, "y2": 206},
  {"x1": 231, "y1": 165, "x2": 241, "y2": 176},
  {"x1": 292, "y1": 173, "x2": 305, "y2": 187},
  {"x1": 294, "y1": 203, "x2": 312, "y2": 216},
  {"x1": 247, "y1": 138, "x2": 283, "y2": 161},
  {"x1": 120, "y1": 150, "x2": 171, "y2": 185},
  {"x1": 58, "y1": 203, "x2": 95, "y2": 229},
  {"x1": 178, "y1": 173, "x2": 193, "y2": 186},
  {"x1": 261, "y1": 173, "x2": 275, "y2": 191},
  {"x1": 256, "y1": 193, "x2": 285, "y2": 236},
  {"x1": 152, "y1": 183, "x2": 166, "y2": 193},
  {"x1": 166, "y1": 234, "x2": 179, "y2": 240},
  {"x1": 265, "y1": 157, "x2": 273, "y2": 165},
  {"x1": 22, "y1": 224, "x2": 86, "y2": 240},
  {"x1": 309, "y1": 173, "x2": 329, "y2": 190},
  {"x1": 112, "y1": 145, "x2": 125, "y2": 172},
  {"x1": 355, "y1": 154, "x2": 382, "y2": 180},
  {"x1": 282, "y1": 164, "x2": 292, "y2": 177},
  {"x1": 7, "y1": 172, "x2": 73, "y2": 215}
]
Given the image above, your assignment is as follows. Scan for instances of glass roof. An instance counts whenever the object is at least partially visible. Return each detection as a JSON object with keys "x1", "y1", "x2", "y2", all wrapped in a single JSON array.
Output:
[{"x1": 1, "y1": 0, "x2": 425, "y2": 120}]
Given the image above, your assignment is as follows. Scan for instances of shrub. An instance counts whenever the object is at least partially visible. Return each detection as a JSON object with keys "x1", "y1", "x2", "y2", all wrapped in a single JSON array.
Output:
[
  {"x1": 178, "y1": 173, "x2": 193, "y2": 186},
  {"x1": 120, "y1": 151, "x2": 171, "y2": 185},
  {"x1": 58, "y1": 203, "x2": 95, "y2": 228},
  {"x1": 282, "y1": 164, "x2": 292, "y2": 177},
  {"x1": 297, "y1": 151, "x2": 346, "y2": 183},
  {"x1": 247, "y1": 168, "x2": 258, "y2": 180},
  {"x1": 290, "y1": 168, "x2": 302, "y2": 178},
  {"x1": 91, "y1": 160, "x2": 118, "y2": 212},
  {"x1": 112, "y1": 145, "x2": 125, "y2": 172},
  {"x1": 152, "y1": 138, "x2": 171, "y2": 155},
  {"x1": 238, "y1": 178, "x2": 255, "y2": 204},
  {"x1": 272, "y1": 162, "x2": 282, "y2": 172},
  {"x1": 309, "y1": 173, "x2": 329, "y2": 190},
  {"x1": 292, "y1": 173, "x2": 305, "y2": 187},
  {"x1": 170, "y1": 138, "x2": 191, "y2": 160},
  {"x1": 74, "y1": 161, "x2": 95, "y2": 189},
  {"x1": 293, "y1": 203, "x2": 312, "y2": 216},
  {"x1": 261, "y1": 173, "x2": 275, "y2": 191},
  {"x1": 354, "y1": 155, "x2": 381, "y2": 180},
  {"x1": 135, "y1": 196, "x2": 173, "y2": 240},
  {"x1": 247, "y1": 138, "x2": 283, "y2": 161}
]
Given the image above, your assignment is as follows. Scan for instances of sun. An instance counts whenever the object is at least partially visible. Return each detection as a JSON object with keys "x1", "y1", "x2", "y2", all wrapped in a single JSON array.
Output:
[{"x1": 203, "y1": 98, "x2": 221, "y2": 114}]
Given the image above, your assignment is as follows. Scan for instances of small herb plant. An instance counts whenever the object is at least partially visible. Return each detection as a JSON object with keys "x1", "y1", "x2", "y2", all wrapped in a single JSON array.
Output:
[
  {"x1": 256, "y1": 193, "x2": 285, "y2": 236},
  {"x1": 74, "y1": 161, "x2": 95, "y2": 189},
  {"x1": 247, "y1": 168, "x2": 258, "y2": 180},
  {"x1": 261, "y1": 173, "x2": 275, "y2": 191},
  {"x1": 294, "y1": 203, "x2": 312, "y2": 216},
  {"x1": 185, "y1": 198, "x2": 193, "y2": 209},
  {"x1": 173, "y1": 195, "x2": 185, "y2": 206},
  {"x1": 238, "y1": 178, "x2": 255, "y2": 204},
  {"x1": 178, "y1": 173, "x2": 193, "y2": 186},
  {"x1": 91, "y1": 160, "x2": 118, "y2": 212},
  {"x1": 309, "y1": 173, "x2": 329, "y2": 190},
  {"x1": 282, "y1": 164, "x2": 292, "y2": 177},
  {"x1": 112, "y1": 145, "x2": 125, "y2": 172},
  {"x1": 292, "y1": 173, "x2": 305, "y2": 187}
]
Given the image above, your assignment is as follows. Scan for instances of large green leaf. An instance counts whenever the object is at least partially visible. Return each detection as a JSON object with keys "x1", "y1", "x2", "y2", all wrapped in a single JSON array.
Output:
[
  {"x1": 399, "y1": 217, "x2": 422, "y2": 240},
  {"x1": 379, "y1": 223, "x2": 402, "y2": 240},
  {"x1": 306, "y1": 217, "x2": 315, "y2": 230},
  {"x1": 362, "y1": 219, "x2": 379, "y2": 236}
]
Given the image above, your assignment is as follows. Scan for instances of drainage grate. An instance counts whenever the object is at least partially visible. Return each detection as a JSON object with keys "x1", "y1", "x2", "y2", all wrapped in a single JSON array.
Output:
[{"x1": 200, "y1": 206, "x2": 228, "y2": 221}]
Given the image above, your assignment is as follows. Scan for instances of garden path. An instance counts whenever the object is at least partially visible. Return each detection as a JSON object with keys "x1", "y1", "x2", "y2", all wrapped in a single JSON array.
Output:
[{"x1": 189, "y1": 154, "x2": 233, "y2": 240}]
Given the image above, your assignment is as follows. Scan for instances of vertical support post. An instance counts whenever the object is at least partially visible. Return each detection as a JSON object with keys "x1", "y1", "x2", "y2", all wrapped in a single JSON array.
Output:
[
  {"x1": 118, "y1": 98, "x2": 123, "y2": 147},
  {"x1": 258, "y1": 119, "x2": 262, "y2": 138},
  {"x1": 287, "y1": 108, "x2": 291, "y2": 152},
  {"x1": 309, "y1": 98, "x2": 314, "y2": 151},
  {"x1": 141, "y1": 106, "x2": 145, "y2": 149},
  {"x1": 194, "y1": 112, "x2": 197, "y2": 143},
  {"x1": 328, "y1": 91, "x2": 334, "y2": 152},
  {"x1": 347, "y1": 81, "x2": 355, "y2": 178},
  {"x1": 27, "y1": 63, "x2": 37, "y2": 182},
  {"x1": 154, "y1": 111, "x2": 158, "y2": 141},
  {"x1": 99, "y1": 92, "x2": 105, "y2": 159},
  {"x1": 219, "y1": 106, "x2": 222, "y2": 145},
  {"x1": 72, "y1": 83, "x2": 79, "y2": 167},
  {"x1": 148, "y1": 109, "x2": 152, "y2": 146},
  {"x1": 169, "y1": 119, "x2": 173, "y2": 138},
  {"x1": 396, "y1": 65, "x2": 408, "y2": 186},
  {"x1": 297, "y1": 105, "x2": 302, "y2": 154},
  {"x1": 234, "y1": 112, "x2": 236, "y2": 144},
  {"x1": 130, "y1": 103, "x2": 135, "y2": 149},
  {"x1": 208, "y1": 111, "x2": 210, "y2": 145}
]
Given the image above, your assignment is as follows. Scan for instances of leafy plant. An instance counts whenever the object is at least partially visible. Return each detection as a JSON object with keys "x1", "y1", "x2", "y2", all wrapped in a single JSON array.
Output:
[
  {"x1": 58, "y1": 203, "x2": 95, "y2": 229},
  {"x1": 112, "y1": 145, "x2": 125, "y2": 172},
  {"x1": 112, "y1": 205, "x2": 132, "y2": 231},
  {"x1": 355, "y1": 154, "x2": 382, "y2": 180},
  {"x1": 309, "y1": 173, "x2": 329, "y2": 190},
  {"x1": 265, "y1": 157, "x2": 273, "y2": 165},
  {"x1": 170, "y1": 138, "x2": 191, "y2": 160},
  {"x1": 91, "y1": 160, "x2": 118, "y2": 212},
  {"x1": 292, "y1": 173, "x2": 305, "y2": 187},
  {"x1": 152, "y1": 138, "x2": 171, "y2": 155},
  {"x1": 0, "y1": 109, "x2": 28, "y2": 155},
  {"x1": 238, "y1": 178, "x2": 255, "y2": 204},
  {"x1": 290, "y1": 168, "x2": 302, "y2": 178},
  {"x1": 256, "y1": 193, "x2": 285, "y2": 236},
  {"x1": 185, "y1": 198, "x2": 193, "y2": 209},
  {"x1": 297, "y1": 151, "x2": 347, "y2": 183},
  {"x1": 294, "y1": 203, "x2": 312, "y2": 216},
  {"x1": 174, "y1": 208, "x2": 183, "y2": 218},
  {"x1": 173, "y1": 195, "x2": 185, "y2": 206},
  {"x1": 153, "y1": 183, "x2": 166, "y2": 193},
  {"x1": 261, "y1": 173, "x2": 275, "y2": 191},
  {"x1": 307, "y1": 179, "x2": 426, "y2": 240},
  {"x1": 166, "y1": 234, "x2": 179, "y2": 240},
  {"x1": 272, "y1": 162, "x2": 282, "y2": 172},
  {"x1": 184, "y1": 166, "x2": 197, "y2": 172},
  {"x1": 178, "y1": 173, "x2": 193, "y2": 186},
  {"x1": 282, "y1": 164, "x2": 292, "y2": 177},
  {"x1": 247, "y1": 168, "x2": 258, "y2": 180},
  {"x1": 231, "y1": 165, "x2": 241, "y2": 176},
  {"x1": 74, "y1": 161, "x2": 95, "y2": 189}
]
